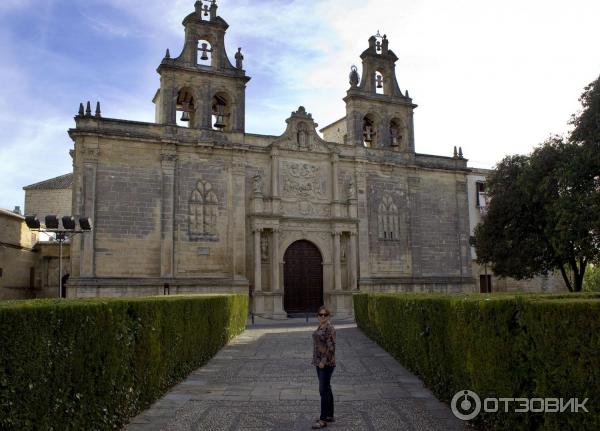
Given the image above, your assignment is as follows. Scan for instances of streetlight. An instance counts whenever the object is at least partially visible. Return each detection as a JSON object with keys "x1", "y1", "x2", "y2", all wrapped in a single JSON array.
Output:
[{"x1": 24, "y1": 215, "x2": 93, "y2": 298}]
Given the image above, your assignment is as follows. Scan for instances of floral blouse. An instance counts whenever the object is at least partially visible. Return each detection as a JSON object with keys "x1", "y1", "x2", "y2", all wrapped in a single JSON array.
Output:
[{"x1": 312, "y1": 322, "x2": 336, "y2": 367}]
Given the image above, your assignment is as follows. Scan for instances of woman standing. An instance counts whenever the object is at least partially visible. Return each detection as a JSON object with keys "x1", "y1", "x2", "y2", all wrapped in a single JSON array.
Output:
[{"x1": 312, "y1": 305, "x2": 336, "y2": 429}]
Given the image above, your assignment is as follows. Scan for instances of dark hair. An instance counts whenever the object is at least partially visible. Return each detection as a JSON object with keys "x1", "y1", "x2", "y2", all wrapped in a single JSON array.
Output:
[{"x1": 317, "y1": 305, "x2": 331, "y2": 316}]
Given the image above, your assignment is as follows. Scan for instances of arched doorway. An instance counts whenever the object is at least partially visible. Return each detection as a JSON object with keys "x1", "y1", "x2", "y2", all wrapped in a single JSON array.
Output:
[{"x1": 283, "y1": 240, "x2": 323, "y2": 315}]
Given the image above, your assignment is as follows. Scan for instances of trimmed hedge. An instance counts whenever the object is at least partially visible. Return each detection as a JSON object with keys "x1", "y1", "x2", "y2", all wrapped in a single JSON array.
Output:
[
  {"x1": 354, "y1": 293, "x2": 600, "y2": 430},
  {"x1": 0, "y1": 294, "x2": 248, "y2": 430}
]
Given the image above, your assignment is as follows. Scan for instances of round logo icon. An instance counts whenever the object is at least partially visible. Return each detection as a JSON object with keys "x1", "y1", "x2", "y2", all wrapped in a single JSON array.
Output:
[{"x1": 451, "y1": 390, "x2": 482, "y2": 421}]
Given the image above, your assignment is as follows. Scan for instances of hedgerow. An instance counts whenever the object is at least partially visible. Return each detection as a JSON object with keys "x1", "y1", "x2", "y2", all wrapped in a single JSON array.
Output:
[
  {"x1": 353, "y1": 292, "x2": 600, "y2": 430},
  {"x1": 0, "y1": 294, "x2": 247, "y2": 430}
]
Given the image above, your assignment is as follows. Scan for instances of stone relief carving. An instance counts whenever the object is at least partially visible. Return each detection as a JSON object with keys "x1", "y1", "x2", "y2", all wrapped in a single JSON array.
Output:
[
  {"x1": 347, "y1": 178, "x2": 356, "y2": 200},
  {"x1": 260, "y1": 234, "x2": 269, "y2": 261},
  {"x1": 280, "y1": 201, "x2": 331, "y2": 218},
  {"x1": 253, "y1": 173, "x2": 263, "y2": 195},
  {"x1": 318, "y1": 231, "x2": 330, "y2": 243},
  {"x1": 281, "y1": 161, "x2": 325, "y2": 198},
  {"x1": 297, "y1": 121, "x2": 309, "y2": 150},
  {"x1": 82, "y1": 148, "x2": 100, "y2": 162},
  {"x1": 271, "y1": 106, "x2": 334, "y2": 153},
  {"x1": 189, "y1": 179, "x2": 219, "y2": 240},
  {"x1": 378, "y1": 195, "x2": 400, "y2": 241}
]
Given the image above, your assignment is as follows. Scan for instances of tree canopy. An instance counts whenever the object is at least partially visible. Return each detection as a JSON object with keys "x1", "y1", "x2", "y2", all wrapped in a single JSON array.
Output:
[{"x1": 475, "y1": 75, "x2": 600, "y2": 292}]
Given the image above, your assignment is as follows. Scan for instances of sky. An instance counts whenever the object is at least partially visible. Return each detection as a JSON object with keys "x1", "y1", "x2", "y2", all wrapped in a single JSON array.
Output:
[{"x1": 1, "y1": 0, "x2": 599, "y2": 212}]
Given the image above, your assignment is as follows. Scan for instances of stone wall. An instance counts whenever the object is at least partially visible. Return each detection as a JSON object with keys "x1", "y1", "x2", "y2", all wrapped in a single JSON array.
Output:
[
  {"x1": 93, "y1": 140, "x2": 163, "y2": 278},
  {"x1": 24, "y1": 189, "x2": 72, "y2": 218}
]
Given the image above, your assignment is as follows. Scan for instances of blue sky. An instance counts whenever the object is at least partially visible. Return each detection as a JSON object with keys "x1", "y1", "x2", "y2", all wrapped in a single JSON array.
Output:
[{"x1": 1, "y1": 0, "x2": 600, "y2": 212}]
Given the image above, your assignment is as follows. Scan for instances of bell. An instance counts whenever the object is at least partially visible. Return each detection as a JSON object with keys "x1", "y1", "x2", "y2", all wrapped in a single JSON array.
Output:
[
  {"x1": 200, "y1": 43, "x2": 209, "y2": 61},
  {"x1": 377, "y1": 81, "x2": 383, "y2": 89},
  {"x1": 180, "y1": 111, "x2": 190, "y2": 122},
  {"x1": 213, "y1": 115, "x2": 226, "y2": 130}
]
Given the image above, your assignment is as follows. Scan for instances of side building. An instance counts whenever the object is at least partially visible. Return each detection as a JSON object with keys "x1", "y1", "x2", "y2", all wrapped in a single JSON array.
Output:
[
  {"x1": 0, "y1": 208, "x2": 38, "y2": 299},
  {"x1": 466, "y1": 168, "x2": 564, "y2": 293}
]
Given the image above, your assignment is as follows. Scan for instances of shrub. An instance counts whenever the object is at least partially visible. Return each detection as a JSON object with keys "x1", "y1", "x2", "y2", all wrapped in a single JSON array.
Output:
[
  {"x1": 584, "y1": 265, "x2": 600, "y2": 292},
  {"x1": 354, "y1": 293, "x2": 600, "y2": 430},
  {"x1": 0, "y1": 294, "x2": 248, "y2": 430}
]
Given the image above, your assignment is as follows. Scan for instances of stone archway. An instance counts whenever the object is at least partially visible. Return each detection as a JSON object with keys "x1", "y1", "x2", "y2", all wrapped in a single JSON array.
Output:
[{"x1": 283, "y1": 240, "x2": 323, "y2": 315}]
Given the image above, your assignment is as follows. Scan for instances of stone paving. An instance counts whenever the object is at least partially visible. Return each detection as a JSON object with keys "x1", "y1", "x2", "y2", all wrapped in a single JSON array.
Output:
[{"x1": 124, "y1": 318, "x2": 467, "y2": 431}]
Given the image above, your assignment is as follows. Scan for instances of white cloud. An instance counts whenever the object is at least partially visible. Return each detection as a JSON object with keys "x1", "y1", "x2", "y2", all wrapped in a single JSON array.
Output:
[{"x1": 2, "y1": 0, "x2": 600, "y2": 210}]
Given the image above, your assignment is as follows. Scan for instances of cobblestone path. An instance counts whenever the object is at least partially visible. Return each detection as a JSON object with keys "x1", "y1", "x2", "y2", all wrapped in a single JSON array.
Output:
[{"x1": 124, "y1": 321, "x2": 466, "y2": 431}]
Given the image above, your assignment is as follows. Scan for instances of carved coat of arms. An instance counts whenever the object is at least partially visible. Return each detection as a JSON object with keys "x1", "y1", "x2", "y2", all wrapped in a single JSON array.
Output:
[{"x1": 282, "y1": 161, "x2": 325, "y2": 198}]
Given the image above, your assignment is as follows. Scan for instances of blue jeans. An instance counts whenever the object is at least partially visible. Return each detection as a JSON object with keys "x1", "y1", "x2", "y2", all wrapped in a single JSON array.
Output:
[{"x1": 316, "y1": 366, "x2": 335, "y2": 420}]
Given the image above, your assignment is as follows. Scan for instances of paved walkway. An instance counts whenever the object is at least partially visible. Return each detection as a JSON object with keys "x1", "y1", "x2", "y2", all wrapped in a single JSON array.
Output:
[{"x1": 124, "y1": 319, "x2": 466, "y2": 431}]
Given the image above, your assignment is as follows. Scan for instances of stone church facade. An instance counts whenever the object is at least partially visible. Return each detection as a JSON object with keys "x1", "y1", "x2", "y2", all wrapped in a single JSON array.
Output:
[{"x1": 67, "y1": 1, "x2": 476, "y2": 317}]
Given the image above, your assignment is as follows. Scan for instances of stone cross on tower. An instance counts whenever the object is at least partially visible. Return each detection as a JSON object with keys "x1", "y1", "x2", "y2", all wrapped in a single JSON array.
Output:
[{"x1": 375, "y1": 30, "x2": 383, "y2": 52}]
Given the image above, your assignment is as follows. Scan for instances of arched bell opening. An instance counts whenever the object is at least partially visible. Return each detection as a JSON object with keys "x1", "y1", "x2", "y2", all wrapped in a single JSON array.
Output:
[
  {"x1": 176, "y1": 87, "x2": 195, "y2": 128},
  {"x1": 197, "y1": 39, "x2": 213, "y2": 67},
  {"x1": 390, "y1": 118, "x2": 405, "y2": 149},
  {"x1": 283, "y1": 240, "x2": 323, "y2": 315},
  {"x1": 211, "y1": 92, "x2": 231, "y2": 132},
  {"x1": 363, "y1": 114, "x2": 377, "y2": 148},
  {"x1": 375, "y1": 71, "x2": 385, "y2": 95}
]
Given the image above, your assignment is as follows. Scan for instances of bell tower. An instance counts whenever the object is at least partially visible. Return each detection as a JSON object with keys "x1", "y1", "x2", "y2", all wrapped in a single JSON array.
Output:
[
  {"x1": 344, "y1": 32, "x2": 416, "y2": 151},
  {"x1": 153, "y1": 0, "x2": 250, "y2": 132}
]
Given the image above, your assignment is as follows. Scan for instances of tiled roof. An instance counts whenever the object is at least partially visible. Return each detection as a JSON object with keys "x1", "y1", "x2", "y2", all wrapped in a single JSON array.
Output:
[{"x1": 23, "y1": 173, "x2": 73, "y2": 190}]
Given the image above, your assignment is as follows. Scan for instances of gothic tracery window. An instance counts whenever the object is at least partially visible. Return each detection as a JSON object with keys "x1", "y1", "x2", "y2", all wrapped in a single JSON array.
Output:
[
  {"x1": 189, "y1": 180, "x2": 219, "y2": 238},
  {"x1": 378, "y1": 195, "x2": 400, "y2": 241}
]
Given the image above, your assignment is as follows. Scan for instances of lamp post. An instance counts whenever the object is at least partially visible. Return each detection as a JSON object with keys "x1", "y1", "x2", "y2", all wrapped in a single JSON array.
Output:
[{"x1": 24, "y1": 215, "x2": 93, "y2": 298}]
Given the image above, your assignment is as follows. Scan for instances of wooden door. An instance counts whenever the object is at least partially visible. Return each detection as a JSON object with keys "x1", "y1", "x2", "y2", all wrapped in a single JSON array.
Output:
[{"x1": 283, "y1": 240, "x2": 323, "y2": 314}]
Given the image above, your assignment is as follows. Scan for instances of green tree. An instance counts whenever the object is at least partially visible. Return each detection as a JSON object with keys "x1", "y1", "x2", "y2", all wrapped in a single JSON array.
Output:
[{"x1": 475, "y1": 76, "x2": 600, "y2": 292}]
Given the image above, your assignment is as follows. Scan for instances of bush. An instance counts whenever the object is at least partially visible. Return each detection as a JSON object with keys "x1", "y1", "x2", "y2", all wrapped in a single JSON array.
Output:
[
  {"x1": 353, "y1": 293, "x2": 600, "y2": 430},
  {"x1": 584, "y1": 265, "x2": 600, "y2": 291},
  {"x1": 0, "y1": 294, "x2": 248, "y2": 430}
]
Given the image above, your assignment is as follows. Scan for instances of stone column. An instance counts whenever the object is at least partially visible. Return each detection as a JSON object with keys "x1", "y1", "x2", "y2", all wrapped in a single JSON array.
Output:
[
  {"x1": 408, "y1": 176, "x2": 422, "y2": 277},
  {"x1": 201, "y1": 85, "x2": 212, "y2": 129},
  {"x1": 271, "y1": 148, "x2": 280, "y2": 214},
  {"x1": 231, "y1": 156, "x2": 247, "y2": 279},
  {"x1": 159, "y1": 81, "x2": 177, "y2": 125},
  {"x1": 332, "y1": 230, "x2": 342, "y2": 291},
  {"x1": 332, "y1": 154, "x2": 339, "y2": 200},
  {"x1": 356, "y1": 163, "x2": 370, "y2": 283},
  {"x1": 160, "y1": 152, "x2": 177, "y2": 277},
  {"x1": 253, "y1": 226, "x2": 265, "y2": 315},
  {"x1": 331, "y1": 153, "x2": 341, "y2": 217},
  {"x1": 271, "y1": 228, "x2": 280, "y2": 292},
  {"x1": 271, "y1": 228, "x2": 284, "y2": 314},
  {"x1": 253, "y1": 228, "x2": 263, "y2": 292},
  {"x1": 348, "y1": 231, "x2": 358, "y2": 290},
  {"x1": 80, "y1": 147, "x2": 99, "y2": 277}
]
